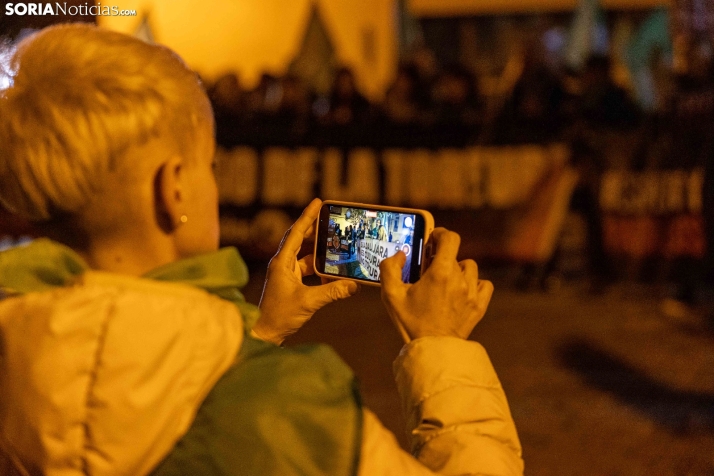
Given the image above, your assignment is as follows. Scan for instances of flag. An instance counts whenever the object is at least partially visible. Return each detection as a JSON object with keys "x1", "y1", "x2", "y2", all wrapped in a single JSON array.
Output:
[{"x1": 566, "y1": 0, "x2": 608, "y2": 70}]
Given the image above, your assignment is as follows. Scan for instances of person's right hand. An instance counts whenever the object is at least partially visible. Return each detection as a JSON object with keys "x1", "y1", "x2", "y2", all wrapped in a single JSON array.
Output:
[{"x1": 379, "y1": 228, "x2": 494, "y2": 343}]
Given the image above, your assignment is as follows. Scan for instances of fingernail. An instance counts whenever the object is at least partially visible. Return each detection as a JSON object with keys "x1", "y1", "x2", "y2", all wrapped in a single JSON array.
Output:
[{"x1": 346, "y1": 282, "x2": 359, "y2": 295}]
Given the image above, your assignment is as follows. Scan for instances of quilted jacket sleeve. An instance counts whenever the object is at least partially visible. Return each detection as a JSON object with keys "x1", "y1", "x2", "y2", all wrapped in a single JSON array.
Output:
[{"x1": 358, "y1": 337, "x2": 524, "y2": 476}]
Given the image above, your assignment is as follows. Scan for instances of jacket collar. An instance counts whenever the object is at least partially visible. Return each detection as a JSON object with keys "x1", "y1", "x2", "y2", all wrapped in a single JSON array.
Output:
[{"x1": 0, "y1": 238, "x2": 259, "y2": 328}]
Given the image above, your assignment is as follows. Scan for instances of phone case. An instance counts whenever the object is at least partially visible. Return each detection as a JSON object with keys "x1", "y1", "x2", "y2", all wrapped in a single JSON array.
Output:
[{"x1": 313, "y1": 200, "x2": 434, "y2": 286}]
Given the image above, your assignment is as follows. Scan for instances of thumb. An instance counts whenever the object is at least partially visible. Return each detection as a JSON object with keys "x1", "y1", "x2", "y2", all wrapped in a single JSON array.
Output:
[
  {"x1": 380, "y1": 251, "x2": 407, "y2": 291},
  {"x1": 307, "y1": 279, "x2": 359, "y2": 311}
]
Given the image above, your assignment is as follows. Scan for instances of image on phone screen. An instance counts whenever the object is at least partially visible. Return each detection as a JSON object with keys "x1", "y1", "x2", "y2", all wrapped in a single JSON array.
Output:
[{"x1": 321, "y1": 205, "x2": 422, "y2": 283}]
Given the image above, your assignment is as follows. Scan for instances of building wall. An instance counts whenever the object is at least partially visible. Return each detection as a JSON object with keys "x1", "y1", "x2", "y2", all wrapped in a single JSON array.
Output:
[{"x1": 100, "y1": 0, "x2": 397, "y2": 99}]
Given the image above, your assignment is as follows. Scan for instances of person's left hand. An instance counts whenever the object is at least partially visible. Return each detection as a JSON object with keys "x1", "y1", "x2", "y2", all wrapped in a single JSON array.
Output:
[{"x1": 254, "y1": 198, "x2": 360, "y2": 345}]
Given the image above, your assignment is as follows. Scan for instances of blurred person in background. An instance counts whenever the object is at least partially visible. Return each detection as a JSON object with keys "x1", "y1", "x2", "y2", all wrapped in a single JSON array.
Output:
[
  {"x1": 324, "y1": 66, "x2": 372, "y2": 126},
  {"x1": 208, "y1": 72, "x2": 244, "y2": 120},
  {"x1": 430, "y1": 65, "x2": 480, "y2": 123},
  {"x1": 0, "y1": 25, "x2": 522, "y2": 476},
  {"x1": 245, "y1": 72, "x2": 282, "y2": 117},
  {"x1": 240, "y1": 72, "x2": 283, "y2": 144},
  {"x1": 568, "y1": 54, "x2": 643, "y2": 293},
  {"x1": 379, "y1": 63, "x2": 424, "y2": 146},
  {"x1": 273, "y1": 74, "x2": 313, "y2": 141},
  {"x1": 409, "y1": 45, "x2": 440, "y2": 112},
  {"x1": 207, "y1": 72, "x2": 246, "y2": 145},
  {"x1": 429, "y1": 65, "x2": 481, "y2": 146},
  {"x1": 382, "y1": 63, "x2": 422, "y2": 125},
  {"x1": 494, "y1": 48, "x2": 566, "y2": 144},
  {"x1": 662, "y1": 38, "x2": 714, "y2": 319},
  {"x1": 576, "y1": 55, "x2": 641, "y2": 131},
  {"x1": 705, "y1": 144, "x2": 714, "y2": 319}
]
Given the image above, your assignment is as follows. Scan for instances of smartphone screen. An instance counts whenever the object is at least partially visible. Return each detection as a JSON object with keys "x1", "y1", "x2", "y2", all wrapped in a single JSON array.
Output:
[{"x1": 315, "y1": 203, "x2": 428, "y2": 284}]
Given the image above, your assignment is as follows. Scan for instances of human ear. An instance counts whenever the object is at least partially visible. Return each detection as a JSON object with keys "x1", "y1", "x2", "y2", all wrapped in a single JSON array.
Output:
[{"x1": 153, "y1": 156, "x2": 184, "y2": 234}]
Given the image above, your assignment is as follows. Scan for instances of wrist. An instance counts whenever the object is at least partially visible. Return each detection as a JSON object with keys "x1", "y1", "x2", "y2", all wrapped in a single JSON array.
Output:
[
  {"x1": 250, "y1": 320, "x2": 284, "y2": 346},
  {"x1": 406, "y1": 326, "x2": 469, "y2": 341}
]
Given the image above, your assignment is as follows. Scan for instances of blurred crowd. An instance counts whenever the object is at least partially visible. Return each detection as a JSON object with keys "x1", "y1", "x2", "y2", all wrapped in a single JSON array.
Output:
[
  {"x1": 207, "y1": 40, "x2": 714, "y2": 307},
  {"x1": 209, "y1": 58, "x2": 483, "y2": 147},
  {"x1": 207, "y1": 41, "x2": 712, "y2": 168}
]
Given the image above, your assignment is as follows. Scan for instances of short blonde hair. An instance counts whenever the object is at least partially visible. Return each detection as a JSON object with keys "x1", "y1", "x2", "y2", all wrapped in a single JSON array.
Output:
[{"x1": 0, "y1": 23, "x2": 212, "y2": 221}]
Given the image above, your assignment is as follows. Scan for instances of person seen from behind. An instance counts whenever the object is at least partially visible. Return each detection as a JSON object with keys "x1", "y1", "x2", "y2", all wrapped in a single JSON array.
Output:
[{"x1": 0, "y1": 24, "x2": 523, "y2": 476}]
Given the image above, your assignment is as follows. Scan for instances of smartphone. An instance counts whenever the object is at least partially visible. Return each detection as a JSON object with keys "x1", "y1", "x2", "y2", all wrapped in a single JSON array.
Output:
[{"x1": 314, "y1": 200, "x2": 435, "y2": 285}]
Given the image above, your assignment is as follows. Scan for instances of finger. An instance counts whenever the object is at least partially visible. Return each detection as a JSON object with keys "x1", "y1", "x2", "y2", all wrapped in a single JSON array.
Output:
[
  {"x1": 298, "y1": 254, "x2": 315, "y2": 276},
  {"x1": 275, "y1": 198, "x2": 322, "y2": 264},
  {"x1": 459, "y1": 259, "x2": 479, "y2": 282},
  {"x1": 430, "y1": 228, "x2": 461, "y2": 271},
  {"x1": 303, "y1": 223, "x2": 316, "y2": 241},
  {"x1": 380, "y1": 251, "x2": 407, "y2": 296},
  {"x1": 306, "y1": 279, "x2": 360, "y2": 311},
  {"x1": 459, "y1": 259, "x2": 479, "y2": 299},
  {"x1": 476, "y1": 279, "x2": 495, "y2": 312}
]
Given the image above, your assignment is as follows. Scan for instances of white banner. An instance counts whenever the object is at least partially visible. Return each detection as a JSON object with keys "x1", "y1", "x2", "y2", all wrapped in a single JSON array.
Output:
[
  {"x1": 358, "y1": 238, "x2": 412, "y2": 282},
  {"x1": 216, "y1": 144, "x2": 568, "y2": 209}
]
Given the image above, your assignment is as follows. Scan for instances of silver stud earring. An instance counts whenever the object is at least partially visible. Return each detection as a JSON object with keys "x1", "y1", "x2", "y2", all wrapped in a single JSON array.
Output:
[{"x1": 180, "y1": 215, "x2": 188, "y2": 224}]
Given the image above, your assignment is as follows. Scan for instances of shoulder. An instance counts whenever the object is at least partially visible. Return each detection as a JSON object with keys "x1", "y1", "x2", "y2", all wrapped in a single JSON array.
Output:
[
  {"x1": 153, "y1": 339, "x2": 363, "y2": 476},
  {"x1": 0, "y1": 271, "x2": 245, "y2": 352},
  {"x1": 0, "y1": 273, "x2": 245, "y2": 476}
]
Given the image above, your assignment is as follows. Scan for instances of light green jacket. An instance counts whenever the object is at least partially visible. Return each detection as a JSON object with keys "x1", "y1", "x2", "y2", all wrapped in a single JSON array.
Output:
[{"x1": 0, "y1": 240, "x2": 523, "y2": 476}]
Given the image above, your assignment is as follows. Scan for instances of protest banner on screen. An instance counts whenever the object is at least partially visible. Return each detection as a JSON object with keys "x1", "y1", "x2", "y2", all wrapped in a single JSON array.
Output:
[{"x1": 357, "y1": 238, "x2": 413, "y2": 282}]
